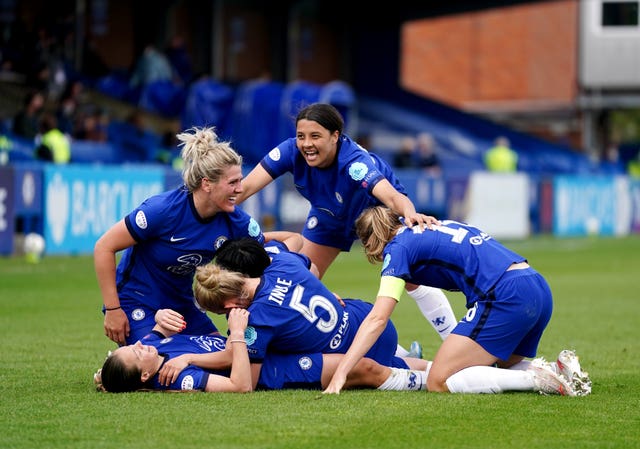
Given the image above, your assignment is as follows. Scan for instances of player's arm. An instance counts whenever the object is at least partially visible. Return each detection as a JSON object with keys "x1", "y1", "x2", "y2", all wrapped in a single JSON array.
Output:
[
  {"x1": 264, "y1": 230, "x2": 304, "y2": 252},
  {"x1": 371, "y1": 179, "x2": 439, "y2": 229},
  {"x1": 94, "y1": 219, "x2": 136, "y2": 345},
  {"x1": 237, "y1": 164, "x2": 274, "y2": 204},
  {"x1": 158, "y1": 309, "x2": 248, "y2": 386},
  {"x1": 204, "y1": 309, "x2": 252, "y2": 392},
  {"x1": 324, "y1": 276, "x2": 404, "y2": 394}
]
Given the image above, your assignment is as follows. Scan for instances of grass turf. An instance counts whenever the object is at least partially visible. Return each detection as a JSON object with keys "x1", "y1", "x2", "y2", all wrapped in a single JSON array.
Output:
[{"x1": 0, "y1": 235, "x2": 638, "y2": 449}]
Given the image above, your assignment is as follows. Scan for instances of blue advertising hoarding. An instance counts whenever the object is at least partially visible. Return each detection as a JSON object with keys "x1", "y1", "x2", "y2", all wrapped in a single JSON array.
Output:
[
  {"x1": 0, "y1": 166, "x2": 15, "y2": 254},
  {"x1": 43, "y1": 165, "x2": 165, "y2": 255},
  {"x1": 553, "y1": 175, "x2": 631, "y2": 237}
]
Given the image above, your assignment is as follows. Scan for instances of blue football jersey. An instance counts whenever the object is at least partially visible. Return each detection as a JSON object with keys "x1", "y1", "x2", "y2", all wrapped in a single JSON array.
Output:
[
  {"x1": 259, "y1": 134, "x2": 406, "y2": 224},
  {"x1": 244, "y1": 251, "x2": 348, "y2": 361},
  {"x1": 244, "y1": 250, "x2": 402, "y2": 367},
  {"x1": 117, "y1": 186, "x2": 264, "y2": 311},
  {"x1": 142, "y1": 331, "x2": 229, "y2": 391},
  {"x1": 381, "y1": 220, "x2": 526, "y2": 307}
]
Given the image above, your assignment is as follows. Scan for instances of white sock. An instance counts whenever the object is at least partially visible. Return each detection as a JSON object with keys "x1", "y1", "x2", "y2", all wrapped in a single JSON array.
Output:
[
  {"x1": 407, "y1": 286, "x2": 456, "y2": 340},
  {"x1": 445, "y1": 366, "x2": 535, "y2": 394},
  {"x1": 395, "y1": 344, "x2": 409, "y2": 357},
  {"x1": 508, "y1": 360, "x2": 531, "y2": 371},
  {"x1": 378, "y1": 368, "x2": 427, "y2": 391}
]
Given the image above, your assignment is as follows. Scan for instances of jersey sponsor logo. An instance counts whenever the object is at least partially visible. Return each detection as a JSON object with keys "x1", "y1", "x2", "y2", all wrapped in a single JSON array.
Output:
[
  {"x1": 306, "y1": 216, "x2": 318, "y2": 229},
  {"x1": 244, "y1": 326, "x2": 257, "y2": 345},
  {"x1": 135, "y1": 210, "x2": 148, "y2": 229},
  {"x1": 170, "y1": 236, "x2": 186, "y2": 242},
  {"x1": 168, "y1": 253, "x2": 203, "y2": 276},
  {"x1": 298, "y1": 356, "x2": 312, "y2": 370},
  {"x1": 248, "y1": 218, "x2": 261, "y2": 237},
  {"x1": 132, "y1": 308, "x2": 146, "y2": 321},
  {"x1": 348, "y1": 162, "x2": 368, "y2": 181},
  {"x1": 268, "y1": 147, "x2": 281, "y2": 161},
  {"x1": 335, "y1": 192, "x2": 343, "y2": 204},
  {"x1": 190, "y1": 335, "x2": 226, "y2": 352},
  {"x1": 181, "y1": 375, "x2": 195, "y2": 390},
  {"x1": 329, "y1": 311, "x2": 349, "y2": 350}
]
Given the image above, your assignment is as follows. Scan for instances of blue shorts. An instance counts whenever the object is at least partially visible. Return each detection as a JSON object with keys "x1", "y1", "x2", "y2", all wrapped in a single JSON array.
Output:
[
  {"x1": 257, "y1": 353, "x2": 324, "y2": 390},
  {"x1": 343, "y1": 299, "x2": 409, "y2": 369},
  {"x1": 114, "y1": 298, "x2": 218, "y2": 345},
  {"x1": 302, "y1": 207, "x2": 356, "y2": 252},
  {"x1": 451, "y1": 268, "x2": 553, "y2": 361}
]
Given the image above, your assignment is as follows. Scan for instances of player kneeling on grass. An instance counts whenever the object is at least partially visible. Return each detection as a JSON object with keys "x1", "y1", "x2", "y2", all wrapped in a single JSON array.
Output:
[
  {"x1": 95, "y1": 308, "x2": 427, "y2": 393},
  {"x1": 323, "y1": 206, "x2": 592, "y2": 397}
]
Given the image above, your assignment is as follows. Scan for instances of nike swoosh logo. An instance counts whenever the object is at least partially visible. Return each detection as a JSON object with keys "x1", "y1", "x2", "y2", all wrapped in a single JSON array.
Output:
[{"x1": 170, "y1": 236, "x2": 187, "y2": 242}]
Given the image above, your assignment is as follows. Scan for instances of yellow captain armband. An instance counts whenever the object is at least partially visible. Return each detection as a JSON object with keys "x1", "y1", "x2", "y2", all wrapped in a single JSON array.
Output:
[{"x1": 377, "y1": 276, "x2": 405, "y2": 301}]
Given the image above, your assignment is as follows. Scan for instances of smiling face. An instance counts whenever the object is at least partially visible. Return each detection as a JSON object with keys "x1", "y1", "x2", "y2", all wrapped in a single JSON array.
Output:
[
  {"x1": 295, "y1": 119, "x2": 340, "y2": 168},
  {"x1": 115, "y1": 341, "x2": 161, "y2": 382},
  {"x1": 202, "y1": 165, "x2": 244, "y2": 215}
]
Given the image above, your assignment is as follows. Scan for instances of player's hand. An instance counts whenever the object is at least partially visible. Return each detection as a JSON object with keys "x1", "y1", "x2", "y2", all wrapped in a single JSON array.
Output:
[
  {"x1": 158, "y1": 355, "x2": 190, "y2": 386},
  {"x1": 227, "y1": 308, "x2": 250, "y2": 336},
  {"x1": 104, "y1": 308, "x2": 129, "y2": 346},
  {"x1": 155, "y1": 309, "x2": 186, "y2": 334},
  {"x1": 323, "y1": 373, "x2": 347, "y2": 395},
  {"x1": 403, "y1": 213, "x2": 440, "y2": 231}
]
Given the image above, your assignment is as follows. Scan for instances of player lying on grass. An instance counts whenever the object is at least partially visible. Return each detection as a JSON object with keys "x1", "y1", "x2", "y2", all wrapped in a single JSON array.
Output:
[
  {"x1": 95, "y1": 308, "x2": 427, "y2": 393},
  {"x1": 156, "y1": 238, "x2": 580, "y2": 396}
]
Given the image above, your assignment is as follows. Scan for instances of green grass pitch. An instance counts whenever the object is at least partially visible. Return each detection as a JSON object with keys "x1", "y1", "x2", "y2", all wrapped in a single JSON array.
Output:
[{"x1": 0, "y1": 235, "x2": 638, "y2": 449}]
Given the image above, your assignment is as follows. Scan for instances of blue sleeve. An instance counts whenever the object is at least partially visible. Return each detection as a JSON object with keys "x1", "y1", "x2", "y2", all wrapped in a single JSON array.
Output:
[
  {"x1": 259, "y1": 138, "x2": 296, "y2": 179},
  {"x1": 124, "y1": 190, "x2": 177, "y2": 242},
  {"x1": 228, "y1": 208, "x2": 265, "y2": 244}
]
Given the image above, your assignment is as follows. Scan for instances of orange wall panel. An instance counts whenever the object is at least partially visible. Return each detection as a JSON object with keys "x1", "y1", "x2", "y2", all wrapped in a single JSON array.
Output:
[{"x1": 401, "y1": 0, "x2": 578, "y2": 108}]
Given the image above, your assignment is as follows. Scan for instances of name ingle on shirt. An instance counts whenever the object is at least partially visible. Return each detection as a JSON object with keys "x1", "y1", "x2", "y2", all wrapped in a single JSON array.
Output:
[{"x1": 268, "y1": 277, "x2": 293, "y2": 305}]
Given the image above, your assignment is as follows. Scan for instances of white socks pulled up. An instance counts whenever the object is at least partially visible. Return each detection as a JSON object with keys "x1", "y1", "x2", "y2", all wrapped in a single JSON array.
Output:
[{"x1": 407, "y1": 285, "x2": 456, "y2": 340}]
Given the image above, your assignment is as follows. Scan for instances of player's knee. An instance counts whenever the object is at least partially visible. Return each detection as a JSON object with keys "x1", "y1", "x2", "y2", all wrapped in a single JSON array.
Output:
[
  {"x1": 426, "y1": 371, "x2": 449, "y2": 392},
  {"x1": 353, "y1": 358, "x2": 381, "y2": 378}
]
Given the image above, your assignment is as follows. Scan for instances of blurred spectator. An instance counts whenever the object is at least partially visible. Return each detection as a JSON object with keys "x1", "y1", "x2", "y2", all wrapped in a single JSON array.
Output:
[
  {"x1": 27, "y1": 25, "x2": 68, "y2": 101},
  {"x1": 393, "y1": 136, "x2": 416, "y2": 168},
  {"x1": 12, "y1": 90, "x2": 45, "y2": 140},
  {"x1": 35, "y1": 112, "x2": 70, "y2": 164},
  {"x1": 108, "y1": 109, "x2": 159, "y2": 162},
  {"x1": 56, "y1": 79, "x2": 87, "y2": 135},
  {"x1": 599, "y1": 142, "x2": 625, "y2": 174},
  {"x1": 129, "y1": 44, "x2": 173, "y2": 89},
  {"x1": 74, "y1": 106, "x2": 109, "y2": 142},
  {"x1": 628, "y1": 149, "x2": 640, "y2": 178},
  {"x1": 414, "y1": 132, "x2": 442, "y2": 176},
  {"x1": 484, "y1": 136, "x2": 518, "y2": 172},
  {"x1": 165, "y1": 35, "x2": 193, "y2": 85},
  {"x1": 393, "y1": 132, "x2": 442, "y2": 175}
]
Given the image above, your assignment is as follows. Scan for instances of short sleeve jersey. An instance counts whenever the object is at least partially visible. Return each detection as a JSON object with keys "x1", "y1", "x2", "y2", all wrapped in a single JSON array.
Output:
[
  {"x1": 381, "y1": 220, "x2": 526, "y2": 307},
  {"x1": 259, "y1": 135, "x2": 406, "y2": 223},
  {"x1": 244, "y1": 251, "x2": 355, "y2": 362},
  {"x1": 118, "y1": 186, "x2": 264, "y2": 310},
  {"x1": 141, "y1": 331, "x2": 229, "y2": 391}
]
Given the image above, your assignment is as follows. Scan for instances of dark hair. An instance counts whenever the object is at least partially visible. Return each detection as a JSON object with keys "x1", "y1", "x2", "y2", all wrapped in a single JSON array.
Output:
[
  {"x1": 100, "y1": 352, "x2": 145, "y2": 393},
  {"x1": 215, "y1": 238, "x2": 271, "y2": 277},
  {"x1": 296, "y1": 103, "x2": 344, "y2": 135}
]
